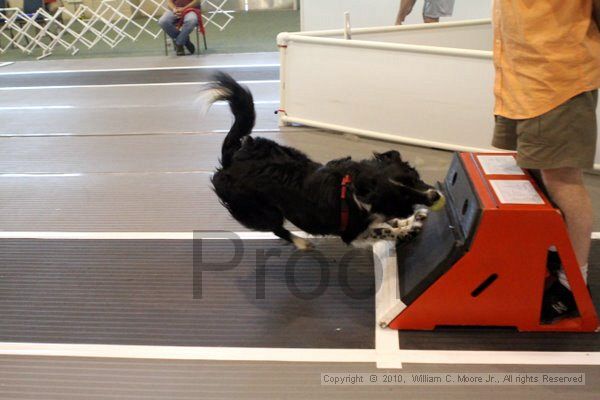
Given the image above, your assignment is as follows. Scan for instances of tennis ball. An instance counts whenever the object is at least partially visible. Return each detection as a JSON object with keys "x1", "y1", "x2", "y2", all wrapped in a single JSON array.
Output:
[{"x1": 430, "y1": 194, "x2": 446, "y2": 212}]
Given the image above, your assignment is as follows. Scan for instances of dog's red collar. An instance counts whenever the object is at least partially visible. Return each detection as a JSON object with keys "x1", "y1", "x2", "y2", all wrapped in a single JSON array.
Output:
[{"x1": 340, "y1": 174, "x2": 352, "y2": 233}]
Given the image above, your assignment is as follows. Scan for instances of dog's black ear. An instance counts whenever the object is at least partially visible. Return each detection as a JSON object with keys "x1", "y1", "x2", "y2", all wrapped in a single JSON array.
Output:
[
  {"x1": 373, "y1": 150, "x2": 401, "y2": 162},
  {"x1": 325, "y1": 156, "x2": 352, "y2": 168}
]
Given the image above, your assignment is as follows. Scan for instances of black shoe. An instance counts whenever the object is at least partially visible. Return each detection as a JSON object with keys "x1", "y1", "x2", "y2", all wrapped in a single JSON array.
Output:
[
  {"x1": 185, "y1": 40, "x2": 195, "y2": 55},
  {"x1": 175, "y1": 44, "x2": 185, "y2": 56},
  {"x1": 546, "y1": 250, "x2": 561, "y2": 276},
  {"x1": 541, "y1": 281, "x2": 579, "y2": 324}
]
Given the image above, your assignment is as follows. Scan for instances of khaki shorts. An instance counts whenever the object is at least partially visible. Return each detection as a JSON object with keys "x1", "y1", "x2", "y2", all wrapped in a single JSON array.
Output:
[{"x1": 492, "y1": 90, "x2": 598, "y2": 170}]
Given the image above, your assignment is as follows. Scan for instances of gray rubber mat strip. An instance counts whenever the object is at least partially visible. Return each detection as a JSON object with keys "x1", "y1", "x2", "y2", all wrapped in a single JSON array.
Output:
[
  {"x1": 0, "y1": 103, "x2": 280, "y2": 137},
  {"x1": 0, "y1": 131, "x2": 454, "y2": 232},
  {"x1": 0, "y1": 173, "x2": 248, "y2": 232},
  {"x1": 0, "y1": 66, "x2": 279, "y2": 88},
  {"x1": 0, "y1": 52, "x2": 280, "y2": 75},
  {"x1": 1, "y1": 358, "x2": 598, "y2": 400},
  {"x1": 0, "y1": 130, "x2": 454, "y2": 174},
  {"x1": 0, "y1": 239, "x2": 374, "y2": 348},
  {"x1": 398, "y1": 243, "x2": 600, "y2": 352}
]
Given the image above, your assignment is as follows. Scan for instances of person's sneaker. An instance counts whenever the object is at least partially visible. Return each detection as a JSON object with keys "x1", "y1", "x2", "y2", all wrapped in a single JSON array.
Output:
[
  {"x1": 185, "y1": 40, "x2": 195, "y2": 55},
  {"x1": 175, "y1": 44, "x2": 185, "y2": 56},
  {"x1": 546, "y1": 250, "x2": 561, "y2": 276},
  {"x1": 541, "y1": 281, "x2": 579, "y2": 324},
  {"x1": 544, "y1": 250, "x2": 561, "y2": 289}
]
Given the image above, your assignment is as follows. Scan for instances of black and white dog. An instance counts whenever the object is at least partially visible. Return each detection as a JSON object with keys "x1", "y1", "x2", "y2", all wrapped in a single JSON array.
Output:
[{"x1": 209, "y1": 72, "x2": 445, "y2": 250}]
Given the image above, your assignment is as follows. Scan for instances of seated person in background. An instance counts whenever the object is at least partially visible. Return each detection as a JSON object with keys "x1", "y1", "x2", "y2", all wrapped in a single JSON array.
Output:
[
  {"x1": 159, "y1": 0, "x2": 200, "y2": 56},
  {"x1": 396, "y1": 0, "x2": 455, "y2": 25},
  {"x1": 44, "y1": 0, "x2": 60, "y2": 14}
]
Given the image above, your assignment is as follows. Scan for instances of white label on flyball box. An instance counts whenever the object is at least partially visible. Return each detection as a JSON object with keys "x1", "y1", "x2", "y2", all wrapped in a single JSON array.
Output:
[
  {"x1": 489, "y1": 180, "x2": 544, "y2": 204},
  {"x1": 477, "y1": 155, "x2": 525, "y2": 175}
]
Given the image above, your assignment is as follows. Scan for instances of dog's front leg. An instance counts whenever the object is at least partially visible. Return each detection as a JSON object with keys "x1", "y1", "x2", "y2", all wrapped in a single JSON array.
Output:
[
  {"x1": 365, "y1": 208, "x2": 428, "y2": 241},
  {"x1": 351, "y1": 209, "x2": 428, "y2": 247},
  {"x1": 385, "y1": 208, "x2": 428, "y2": 242}
]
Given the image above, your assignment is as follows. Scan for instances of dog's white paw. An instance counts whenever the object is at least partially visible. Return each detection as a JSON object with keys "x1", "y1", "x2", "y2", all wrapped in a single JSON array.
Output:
[
  {"x1": 389, "y1": 213, "x2": 426, "y2": 242},
  {"x1": 292, "y1": 236, "x2": 314, "y2": 251},
  {"x1": 388, "y1": 212, "x2": 426, "y2": 229},
  {"x1": 414, "y1": 208, "x2": 429, "y2": 222},
  {"x1": 388, "y1": 218, "x2": 408, "y2": 229},
  {"x1": 394, "y1": 223, "x2": 422, "y2": 240}
]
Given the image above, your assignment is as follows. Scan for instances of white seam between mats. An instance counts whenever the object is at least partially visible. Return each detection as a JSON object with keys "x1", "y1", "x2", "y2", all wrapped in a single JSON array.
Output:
[
  {"x1": 0, "y1": 343, "x2": 376, "y2": 363},
  {"x1": 0, "y1": 80, "x2": 279, "y2": 91},
  {"x1": 0, "y1": 63, "x2": 280, "y2": 76},
  {"x1": 373, "y1": 241, "x2": 403, "y2": 369},
  {"x1": 0, "y1": 128, "x2": 281, "y2": 137},
  {"x1": 0, "y1": 342, "x2": 596, "y2": 365},
  {"x1": 0, "y1": 232, "x2": 297, "y2": 240},
  {"x1": 0, "y1": 101, "x2": 279, "y2": 111}
]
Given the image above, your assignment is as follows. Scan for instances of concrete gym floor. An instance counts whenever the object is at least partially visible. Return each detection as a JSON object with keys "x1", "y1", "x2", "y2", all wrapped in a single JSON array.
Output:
[{"x1": 0, "y1": 54, "x2": 599, "y2": 399}]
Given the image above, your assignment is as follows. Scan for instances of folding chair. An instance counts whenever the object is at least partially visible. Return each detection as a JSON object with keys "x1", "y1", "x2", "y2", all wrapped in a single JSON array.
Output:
[
  {"x1": 197, "y1": 6, "x2": 207, "y2": 50},
  {"x1": 162, "y1": 6, "x2": 207, "y2": 56}
]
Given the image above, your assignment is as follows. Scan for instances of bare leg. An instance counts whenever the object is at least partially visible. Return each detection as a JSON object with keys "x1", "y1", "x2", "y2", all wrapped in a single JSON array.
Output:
[
  {"x1": 535, "y1": 167, "x2": 593, "y2": 322},
  {"x1": 395, "y1": 0, "x2": 417, "y2": 25},
  {"x1": 542, "y1": 168, "x2": 592, "y2": 270},
  {"x1": 423, "y1": 16, "x2": 440, "y2": 23}
]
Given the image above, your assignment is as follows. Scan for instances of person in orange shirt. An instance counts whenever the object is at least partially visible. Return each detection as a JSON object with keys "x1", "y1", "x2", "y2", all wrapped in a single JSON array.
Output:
[{"x1": 492, "y1": 1, "x2": 600, "y2": 323}]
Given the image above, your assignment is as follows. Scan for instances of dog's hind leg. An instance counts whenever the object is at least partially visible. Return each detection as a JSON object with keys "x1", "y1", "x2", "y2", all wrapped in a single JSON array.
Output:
[
  {"x1": 273, "y1": 226, "x2": 314, "y2": 251},
  {"x1": 231, "y1": 203, "x2": 313, "y2": 250}
]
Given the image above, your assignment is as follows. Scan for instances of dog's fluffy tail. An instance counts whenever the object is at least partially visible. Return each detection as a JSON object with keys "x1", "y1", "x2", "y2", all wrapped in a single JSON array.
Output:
[{"x1": 206, "y1": 72, "x2": 256, "y2": 169}]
